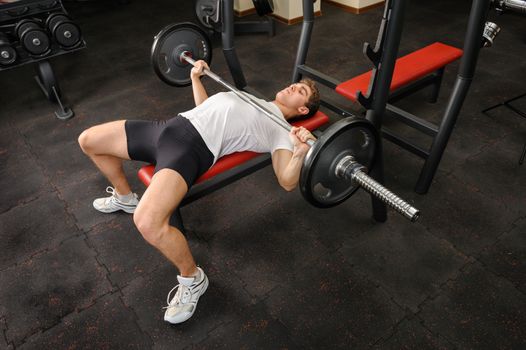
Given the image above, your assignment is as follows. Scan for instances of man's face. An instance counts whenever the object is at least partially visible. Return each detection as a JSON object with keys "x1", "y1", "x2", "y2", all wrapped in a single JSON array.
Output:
[{"x1": 276, "y1": 83, "x2": 312, "y2": 115}]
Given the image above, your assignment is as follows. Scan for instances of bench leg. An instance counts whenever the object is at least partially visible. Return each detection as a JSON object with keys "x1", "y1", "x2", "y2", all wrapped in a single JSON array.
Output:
[
  {"x1": 416, "y1": 77, "x2": 470, "y2": 194},
  {"x1": 169, "y1": 208, "x2": 186, "y2": 235},
  {"x1": 428, "y1": 67, "x2": 445, "y2": 103}
]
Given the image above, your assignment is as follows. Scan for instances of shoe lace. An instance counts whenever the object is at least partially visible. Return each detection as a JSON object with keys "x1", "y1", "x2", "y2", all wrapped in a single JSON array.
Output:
[
  {"x1": 106, "y1": 186, "x2": 122, "y2": 205},
  {"x1": 163, "y1": 284, "x2": 192, "y2": 309},
  {"x1": 105, "y1": 186, "x2": 116, "y2": 196}
]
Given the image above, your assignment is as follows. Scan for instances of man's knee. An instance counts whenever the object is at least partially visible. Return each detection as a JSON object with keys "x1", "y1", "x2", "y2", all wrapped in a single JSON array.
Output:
[
  {"x1": 78, "y1": 128, "x2": 93, "y2": 154},
  {"x1": 133, "y1": 209, "x2": 169, "y2": 246}
]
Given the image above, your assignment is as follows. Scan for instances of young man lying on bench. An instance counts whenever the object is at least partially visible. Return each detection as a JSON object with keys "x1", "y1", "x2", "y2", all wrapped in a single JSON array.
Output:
[{"x1": 78, "y1": 60, "x2": 321, "y2": 325}]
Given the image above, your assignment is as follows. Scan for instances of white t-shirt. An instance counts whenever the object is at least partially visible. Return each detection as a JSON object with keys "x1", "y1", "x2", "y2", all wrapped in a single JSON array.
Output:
[{"x1": 180, "y1": 91, "x2": 294, "y2": 164}]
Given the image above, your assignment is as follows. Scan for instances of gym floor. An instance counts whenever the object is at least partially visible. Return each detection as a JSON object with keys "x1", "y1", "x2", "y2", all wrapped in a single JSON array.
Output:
[{"x1": 1, "y1": 0, "x2": 525, "y2": 348}]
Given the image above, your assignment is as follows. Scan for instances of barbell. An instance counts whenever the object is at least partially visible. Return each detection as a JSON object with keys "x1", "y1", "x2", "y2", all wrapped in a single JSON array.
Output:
[{"x1": 151, "y1": 22, "x2": 420, "y2": 222}]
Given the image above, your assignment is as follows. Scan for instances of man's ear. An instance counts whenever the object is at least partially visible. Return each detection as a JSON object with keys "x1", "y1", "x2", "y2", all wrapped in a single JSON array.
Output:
[{"x1": 298, "y1": 106, "x2": 309, "y2": 115}]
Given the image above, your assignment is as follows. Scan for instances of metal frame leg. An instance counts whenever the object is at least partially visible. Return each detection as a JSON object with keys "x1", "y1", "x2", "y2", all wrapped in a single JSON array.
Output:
[
  {"x1": 34, "y1": 60, "x2": 74, "y2": 120},
  {"x1": 428, "y1": 67, "x2": 445, "y2": 103},
  {"x1": 415, "y1": 0, "x2": 491, "y2": 194},
  {"x1": 169, "y1": 208, "x2": 186, "y2": 235}
]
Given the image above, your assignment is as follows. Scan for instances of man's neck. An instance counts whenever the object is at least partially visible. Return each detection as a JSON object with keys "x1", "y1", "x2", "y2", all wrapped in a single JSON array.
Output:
[{"x1": 271, "y1": 100, "x2": 294, "y2": 120}]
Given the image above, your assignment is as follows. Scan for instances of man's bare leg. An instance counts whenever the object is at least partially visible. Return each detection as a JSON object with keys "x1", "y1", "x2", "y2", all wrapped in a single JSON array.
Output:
[
  {"x1": 132, "y1": 168, "x2": 197, "y2": 276},
  {"x1": 78, "y1": 120, "x2": 132, "y2": 195}
]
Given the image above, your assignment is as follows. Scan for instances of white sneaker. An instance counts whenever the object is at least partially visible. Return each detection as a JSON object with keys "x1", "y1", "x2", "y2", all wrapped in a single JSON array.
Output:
[
  {"x1": 163, "y1": 267, "x2": 209, "y2": 324},
  {"x1": 92, "y1": 186, "x2": 139, "y2": 214}
]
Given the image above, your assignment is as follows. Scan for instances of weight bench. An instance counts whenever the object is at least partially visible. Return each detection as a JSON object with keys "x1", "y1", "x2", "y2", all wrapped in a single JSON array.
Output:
[
  {"x1": 297, "y1": 41, "x2": 463, "y2": 192},
  {"x1": 137, "y1": 111, "x2": 330, "y2": 231},
  {"x1": 336, "y1": 42, "x2": 463, "y2": 104}
]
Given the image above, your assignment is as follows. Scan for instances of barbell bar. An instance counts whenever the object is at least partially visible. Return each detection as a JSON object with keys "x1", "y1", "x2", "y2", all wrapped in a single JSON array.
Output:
[{"x1": 178, "y1": 50, "x2": 420, "y2": 222}]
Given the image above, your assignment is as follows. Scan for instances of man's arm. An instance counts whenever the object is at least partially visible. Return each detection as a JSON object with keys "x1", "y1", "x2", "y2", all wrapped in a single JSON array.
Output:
[
  {"x1": 271, "y1": 127, "x2": 315, "y2": 191},
  {"x1": 191, "y1": 60, "x2": 209, "y2": 106}
]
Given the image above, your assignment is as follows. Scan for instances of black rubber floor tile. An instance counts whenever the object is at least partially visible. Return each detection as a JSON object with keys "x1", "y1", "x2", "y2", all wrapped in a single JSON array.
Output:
[
  {"x1": 56, "y1": 172, "x2": 130, "y2": 232},
  {"x1": 19, "y1": 293, "x2": 152, "y2": 350},
  {"x1": 339, "y1": 215, "x2": 470, "y2": 312},
  {"x1": 238, "y1": 166, "x2": 376, "y2": 251},
  {"x1": 16, "y1": 108, "x2": 86, "y2": 145},
  {"x1": 121, "y1": 261, "x2": 254, "y2": 349},
  {"x1": 0, "y1": 125, "x2": 49, "y2": 215},
  {"x1": 381, "y1": 144, "x2": 427, "y2": 199},
  {"x1": 0, "y1": 236, "x2": 112, "y2": 347},
  {"x1": 454, "y1": 132, "x2": 526, "y2": 218},
  {"x1": 0, "y1": 71, "x2": 52, "y2": 126},
  {"x1": 14, "y1": 113, "x2": 110, "y2": 188},
  {"x1": 207, "y1": 202, "x2": 330, "y2": 298},
  {"x1": 25, "y1": 137, "x2": 99, "y2": 189},
  {"x1": 193, "y1": 302, "x2": 301, "y2": 350},
  {"x1": 0, "y1": 317, "x2": 13, "y2": 350},
  {"x1": 86, "y1": 217, "x2": 167, "y2": 289},
  {"x1": 182, "y1": 173, "x2": 280, "y2": 240},
  {"x1": 0, "y1": 192, "x2": 79, "y2": 269},
  {"x1": 265, "y1": 252, "x2": 405, "y2": 349},
  {"x1": 416, "y1": 173, "x2": 516, "y2": 256},
  {"x1": 418, "y1": 262, "x2": 526, "y2": 349},
  {"x1": 479, "y1": 218, "x2": 526, "y2": 294},
  {"x1": 373, "y1": 317, "x2": 457, "y2": 350}
]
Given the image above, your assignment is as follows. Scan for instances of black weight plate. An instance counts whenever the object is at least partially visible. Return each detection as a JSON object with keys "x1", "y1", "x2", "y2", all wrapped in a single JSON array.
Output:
[
  {"x1": 0, "y1": 45, "x2": 17, "y2": 65},
  {"x1": 22, "y1": 29, "x2": 50, "y2": 55},
  {"x1": 15, "y1": 19, "x2": 37, "y2": 38},
  {"x1": 195, "y1": 0, "x2": 220, "y2": 30},
  {"x1": 151, "y1": 22, "x2": 212, "y2": 87},
  {"x1": 46, "y1": 13, "x2": 68, "y2": 30},
  {"x1": 54, "y1": 22, "x2": 81, "y2": 47},
  {"x1": 252, "y1": 0, "x2": 274, "y2": 16},
  {"x1": 37, "y1": 60, "x2": 61, "y2": 102},
  {"x1": 300, "y1": 117, "x2": 378, "y2": 208}
]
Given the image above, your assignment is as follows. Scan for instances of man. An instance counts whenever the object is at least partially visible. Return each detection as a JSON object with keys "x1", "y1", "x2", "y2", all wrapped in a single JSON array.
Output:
[{"x1": 78, "y1": 60, "x2": 320, "y2": 324}]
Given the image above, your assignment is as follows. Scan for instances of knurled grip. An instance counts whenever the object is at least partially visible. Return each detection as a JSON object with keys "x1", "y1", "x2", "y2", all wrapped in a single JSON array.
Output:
[{"x1": 352, "y1": 170, "x2": 420, "y2": 222}]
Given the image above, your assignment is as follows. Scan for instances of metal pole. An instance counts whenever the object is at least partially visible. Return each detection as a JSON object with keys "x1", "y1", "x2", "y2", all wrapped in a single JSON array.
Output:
[
  {"x1": 365, "y1": 0, "x2": 407, "y2": 222},
  {"x1": 222, "y1": 0, "x2": 247, "y2": 89},
  {"x1": 415, "y1": 0, "x2": 491, "y2": 194},
  {"x1": 292, "y1": 0, "x2": 315, "y2": 82}
]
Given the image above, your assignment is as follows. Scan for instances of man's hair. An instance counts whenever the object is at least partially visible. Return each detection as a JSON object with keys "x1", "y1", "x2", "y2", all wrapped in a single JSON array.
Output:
[{"x1": 299, "y1": 78, "x2": 320, "y2": 119}]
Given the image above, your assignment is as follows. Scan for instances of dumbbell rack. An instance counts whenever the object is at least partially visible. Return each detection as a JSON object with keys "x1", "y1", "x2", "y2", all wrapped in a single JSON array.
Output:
[{"x1": 0, "y1": 0, "x2": 86, "y2": 120}]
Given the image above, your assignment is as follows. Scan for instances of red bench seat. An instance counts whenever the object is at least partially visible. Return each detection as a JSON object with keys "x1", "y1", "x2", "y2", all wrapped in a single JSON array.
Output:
[
  {"x1": 138, "y1": 111, "x2": 330, "y2": 187},
  {"x1": 335, "y1": 42, "x2": 463, "y2": 102}
]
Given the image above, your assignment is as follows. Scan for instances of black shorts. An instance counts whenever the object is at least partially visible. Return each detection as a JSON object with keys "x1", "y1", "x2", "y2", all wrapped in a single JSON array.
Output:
[{"x1": 125, "y1": 115, "x2": 214, "y2": 188}]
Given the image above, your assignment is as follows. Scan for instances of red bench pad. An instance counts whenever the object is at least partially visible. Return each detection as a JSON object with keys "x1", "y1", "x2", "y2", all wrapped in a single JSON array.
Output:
[
  {"x1": 335, "y1": 42, "x2": 463, "y2": 102},
  {"x1": 138, "y1": 111, "x2": 330, "y2": 186}
]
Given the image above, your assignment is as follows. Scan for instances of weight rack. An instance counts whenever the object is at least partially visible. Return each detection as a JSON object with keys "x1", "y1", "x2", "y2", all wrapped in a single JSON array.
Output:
[{"x1": 0, "y1": 0, "x2": 86, "y2": 119}]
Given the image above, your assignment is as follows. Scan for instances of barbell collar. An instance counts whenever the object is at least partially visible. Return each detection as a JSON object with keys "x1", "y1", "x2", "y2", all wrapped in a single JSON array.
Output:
[{"x1": 335, "y1": 155, "x2": 367, "y2": 179}]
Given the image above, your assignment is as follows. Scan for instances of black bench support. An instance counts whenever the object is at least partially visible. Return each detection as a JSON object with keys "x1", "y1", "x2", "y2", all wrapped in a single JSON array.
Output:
[{"x1": 415, "y1": 0, "x2": 491, "y2": 194}]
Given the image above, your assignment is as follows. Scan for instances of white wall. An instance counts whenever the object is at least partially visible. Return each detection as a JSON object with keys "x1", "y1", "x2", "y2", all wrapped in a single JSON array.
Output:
[
  {"x1": 273, "y1": 0, "x2": 322, "y2": 21},
  {"x1": 326, "y1": 0, "x2": 383, "y2": 10}
]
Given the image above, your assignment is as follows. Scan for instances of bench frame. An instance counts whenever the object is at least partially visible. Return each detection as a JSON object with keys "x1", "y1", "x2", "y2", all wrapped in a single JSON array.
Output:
[
  {"x1": 292, "y1": 0, "x2": 491, "y2": 196},
  {"x1": 294, "y1": 45, "x2": 460, "y2": 194}
]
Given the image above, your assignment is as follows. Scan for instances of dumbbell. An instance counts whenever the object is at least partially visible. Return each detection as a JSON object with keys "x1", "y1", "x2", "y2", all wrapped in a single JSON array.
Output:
[
  {"x1": 46, "y1": 13, "x2": 81, "y2": 48},
  {"x1": 0, "y1": 32, "x2": 17, "y2": 66},
  {"x1": 15, "y1": 19, "x2": 51, "y2": 56}
]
